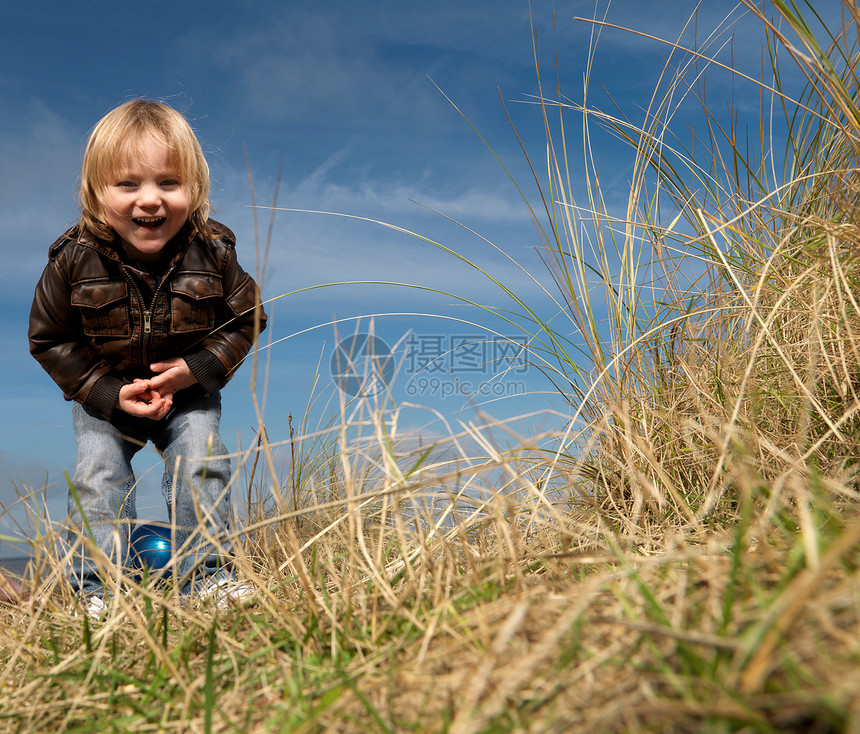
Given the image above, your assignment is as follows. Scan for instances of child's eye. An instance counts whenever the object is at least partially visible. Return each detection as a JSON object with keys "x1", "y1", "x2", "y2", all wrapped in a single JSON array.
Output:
[
  {"x1": 115, "y1": 181, "x2": 137, "y2": 188},
  {"x1": 160, "y1": 179, "x2": 181, "y2": 187}
]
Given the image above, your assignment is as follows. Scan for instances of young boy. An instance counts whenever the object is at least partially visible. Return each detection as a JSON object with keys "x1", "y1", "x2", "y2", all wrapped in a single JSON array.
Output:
[{"x1": 28, "y1": 100, "x2": 266, "y2": 613}]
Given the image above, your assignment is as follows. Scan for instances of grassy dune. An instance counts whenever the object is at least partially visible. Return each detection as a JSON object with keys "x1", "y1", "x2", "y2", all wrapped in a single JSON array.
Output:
[{"x1": 3, "y1": 2, "x2": 860, "y2": 731}]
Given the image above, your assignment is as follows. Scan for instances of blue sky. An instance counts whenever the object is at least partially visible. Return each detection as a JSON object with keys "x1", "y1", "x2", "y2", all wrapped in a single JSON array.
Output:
[{"x1": 0, "y1": 1, "x2": 822, "y2": 553}]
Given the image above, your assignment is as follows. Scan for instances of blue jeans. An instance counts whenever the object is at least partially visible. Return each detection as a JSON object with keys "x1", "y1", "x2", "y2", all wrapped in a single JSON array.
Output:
[{"x1": 68, "y1": 392, "x2": 234, "y2": 597}]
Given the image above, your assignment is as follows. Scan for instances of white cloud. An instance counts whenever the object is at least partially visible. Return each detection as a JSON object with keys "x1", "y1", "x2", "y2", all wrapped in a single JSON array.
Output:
[
  {"x1": 278, "y1": 149, "x2": 533, "y2": 224},
  {"x1": 210, "y1": 162, "x2": 552, "y2": 318},
  {"x1": 188, "y1": 11, "x2": 444, "y2": 127},
  {"x1": 0, "y1": 98, "x2": 83, "y2": 290}
]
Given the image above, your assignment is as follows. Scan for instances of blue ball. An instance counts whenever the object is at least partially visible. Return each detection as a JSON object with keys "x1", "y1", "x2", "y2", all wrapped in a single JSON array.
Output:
[{"x1": 130, "y1": 523, "x2": 174, "y2": 578}]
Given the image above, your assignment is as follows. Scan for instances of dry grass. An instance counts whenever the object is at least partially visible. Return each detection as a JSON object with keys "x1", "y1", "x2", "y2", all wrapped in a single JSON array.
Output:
[{"x1": 1, "y1": 394, "x2": 858, "y2": 732}]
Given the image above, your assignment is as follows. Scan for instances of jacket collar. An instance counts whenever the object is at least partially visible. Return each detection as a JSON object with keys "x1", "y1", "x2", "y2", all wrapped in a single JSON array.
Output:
[{"x1": 69, "y1": 223, "x2": 196, "y2": 267}]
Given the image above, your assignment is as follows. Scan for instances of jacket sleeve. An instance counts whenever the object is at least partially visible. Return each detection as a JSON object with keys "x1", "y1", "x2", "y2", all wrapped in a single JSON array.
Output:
[
  {"x1": 181, "y1": 243, "x2": 266, "y2": 395},
  {"x1": 28, "y1": 253, "x2": 124, "y2": 418}
]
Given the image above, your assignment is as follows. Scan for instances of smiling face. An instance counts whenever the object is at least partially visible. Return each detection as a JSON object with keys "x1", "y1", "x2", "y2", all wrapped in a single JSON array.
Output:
[{"x1": 103, "y1": 134, "x2": 191, "y2": 263}]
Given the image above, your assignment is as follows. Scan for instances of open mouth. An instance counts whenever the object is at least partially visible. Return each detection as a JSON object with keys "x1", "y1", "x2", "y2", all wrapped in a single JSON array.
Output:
[{"x1": 133, "y1": 217, "x2": 166, "y2": 228}]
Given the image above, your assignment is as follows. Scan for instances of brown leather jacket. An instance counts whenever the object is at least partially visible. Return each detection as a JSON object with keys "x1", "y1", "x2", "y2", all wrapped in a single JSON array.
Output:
[{"x1": 29, "y1": 221, "x2": 266, "y2": 420}]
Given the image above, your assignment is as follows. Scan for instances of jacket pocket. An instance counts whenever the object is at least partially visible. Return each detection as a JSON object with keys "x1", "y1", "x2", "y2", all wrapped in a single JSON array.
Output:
[
  {"x1": 170, "y1": 273, "x2": 223, "y2": 333},
  {"x1": 71, "y1": 279, "x2": 129, "y2": 337}
]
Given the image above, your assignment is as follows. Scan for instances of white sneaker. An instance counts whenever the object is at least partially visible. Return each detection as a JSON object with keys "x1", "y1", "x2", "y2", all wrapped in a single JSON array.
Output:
[
  {"x1": 80, "y1": 595, "x2": 107, "y2": 621},
  {"x1": 196, "y1": 577, "x2": 256, "y2": 610}
]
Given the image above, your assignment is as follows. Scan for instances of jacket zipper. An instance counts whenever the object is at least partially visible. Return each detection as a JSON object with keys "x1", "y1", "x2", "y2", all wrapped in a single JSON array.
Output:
[{"x1": 122, "y1": 264, "x2": 175, "y2": 368}]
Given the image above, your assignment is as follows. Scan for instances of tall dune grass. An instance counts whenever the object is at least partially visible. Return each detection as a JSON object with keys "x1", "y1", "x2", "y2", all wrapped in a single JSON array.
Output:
[{"x1": 2, "y1": 2, "x2": 860, "y2": 731}]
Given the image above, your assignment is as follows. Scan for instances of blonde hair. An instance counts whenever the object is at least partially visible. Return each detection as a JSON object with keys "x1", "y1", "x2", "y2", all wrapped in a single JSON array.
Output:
[{"x1": 79, "y1": 100, "x2": 214, "y2": 241}]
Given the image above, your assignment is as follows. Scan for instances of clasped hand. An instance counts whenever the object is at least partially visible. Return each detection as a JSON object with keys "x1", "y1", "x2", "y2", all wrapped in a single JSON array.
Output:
[{"x1": 117, "y1": 358, "x2": 197, "y2": 419}]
